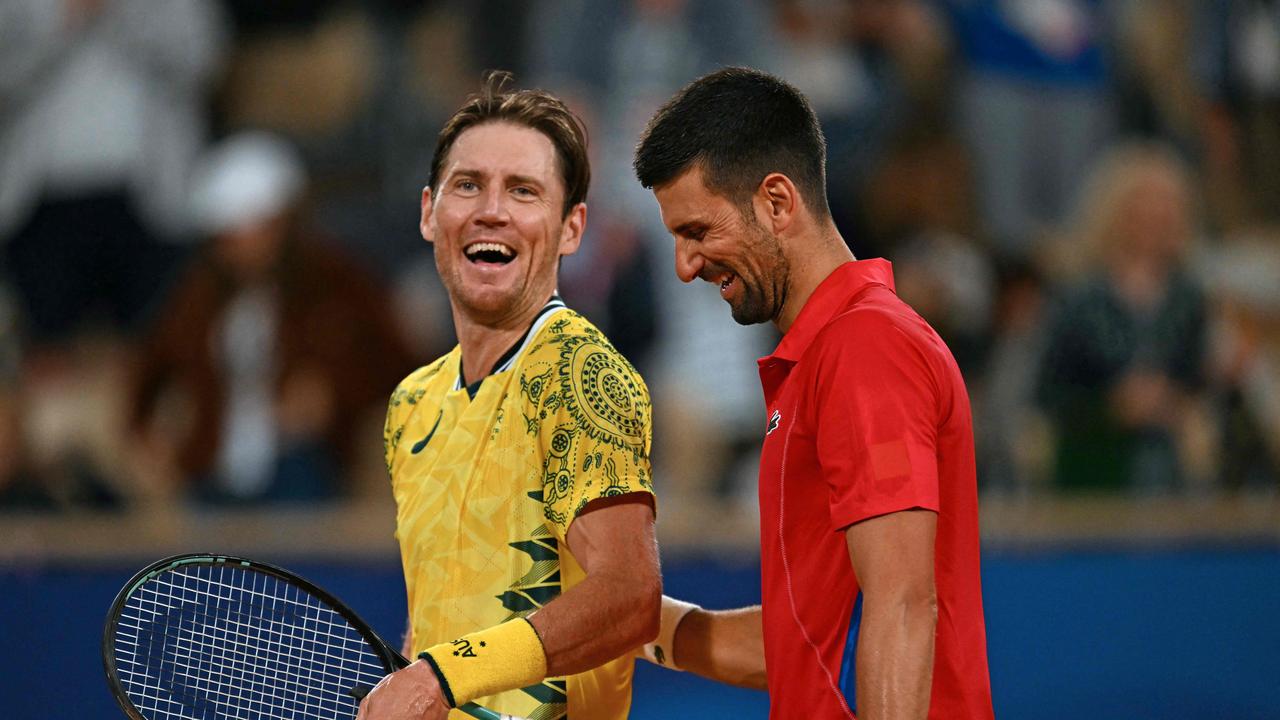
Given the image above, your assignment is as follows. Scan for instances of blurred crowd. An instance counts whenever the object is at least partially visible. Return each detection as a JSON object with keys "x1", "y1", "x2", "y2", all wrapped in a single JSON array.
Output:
[{"x1": 2, "y1": 0, "x2": 1279, "y2": 515}]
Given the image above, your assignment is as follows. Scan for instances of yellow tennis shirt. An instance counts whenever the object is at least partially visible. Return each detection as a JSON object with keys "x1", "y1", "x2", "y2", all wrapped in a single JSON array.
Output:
[{"x1": 384, "y1": 301, "x2": 654, "y2": 720}]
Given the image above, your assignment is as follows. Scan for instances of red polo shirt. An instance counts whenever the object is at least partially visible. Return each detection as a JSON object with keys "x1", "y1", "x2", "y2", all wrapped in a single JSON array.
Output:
[{"x1": 757, "y1": 260, "x2": 992, "y2": 719}]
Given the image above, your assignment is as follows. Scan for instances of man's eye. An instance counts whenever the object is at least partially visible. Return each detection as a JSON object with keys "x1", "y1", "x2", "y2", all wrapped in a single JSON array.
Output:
[
  {"x1": 512, "y1": 186, "x2": 535, "y2": 197},
  {"x1": 457, "y1": 180, "x2": 478, "y2": 192}
]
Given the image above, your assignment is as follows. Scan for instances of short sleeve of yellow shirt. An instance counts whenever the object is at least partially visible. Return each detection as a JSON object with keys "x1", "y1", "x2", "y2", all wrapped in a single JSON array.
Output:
[{"x1": 528, "y1": 320, "x2": 654, "y2": 539}]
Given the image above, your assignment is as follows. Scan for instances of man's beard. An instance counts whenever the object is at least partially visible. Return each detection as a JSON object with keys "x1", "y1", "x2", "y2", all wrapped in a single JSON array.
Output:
[
  {"x1": 730, "y1": 283, "x2": 771, "y2": 325},
  {"x1": 729, "y1": 224, "x2": 788, "y2": 326}
]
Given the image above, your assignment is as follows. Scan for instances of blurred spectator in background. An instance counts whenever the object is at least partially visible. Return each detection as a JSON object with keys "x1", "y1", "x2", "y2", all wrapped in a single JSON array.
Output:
[
  {"x1": 1111, "y1": 0, "x2": 1202, "y2": 153},
  {"x1": 0, "y1": 0, "x2": 227, "y2": 329},
  {"x1": 215, "y1": 0, "x2": 370, "y2": 145},
  {"x1": 892, "y1": 231, "x2": 996, "y2": 375},
  {"x1": 973, "y1": 258, "x2": 1053, "y2": 494},
  {"x1": 777, "y1": 0, "x2": 955, "y2": 261},
  {"x1": 127, "y1": 133, "x2": 414, "y2": 506},
  {"x1": 1038, "y1": 143, "x2": 1211, "y2": 493},
  {"x1": 0, "y1": 0, "x2": 228, "y2": 510},
  {"x1": 1204, "y1": 239, "x2": 1280, "y2": 491},
  {"x1": 0, "y1": 385, "x2": 53, "y2": 510},
  {"x1": 1195, "y1": 0, "x2": 1280, "y2": 231},
  {"x1": 943, "y1": 0, "x2": 1114, "y2": 260},
  {"x1": 558, "y1": 214, "x2": 662, "y2": 375}
]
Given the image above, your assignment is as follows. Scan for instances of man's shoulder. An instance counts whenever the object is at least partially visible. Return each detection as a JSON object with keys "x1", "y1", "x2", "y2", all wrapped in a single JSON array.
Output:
[
  {"x1": 389, "y1": 351, "x2": 457, "y2": 409},
  {"x1": 818, "y1": 295, "x2": 919, "y2": 347},
  {"x1": 808, "y1": 293, "x2": 950, "y2": 371},
  {"x1": 519, "y1": 308, "x2": 651, "y2": 445},
  {"x1": 384, "y1": 351, "x2": 456, "y2": 473},
  {"x1": 524, "y1": 310, "x2": 641, "y2": 377},
  {"x1": 531, "y1": 308, "x2": 604, "y2": 344}
]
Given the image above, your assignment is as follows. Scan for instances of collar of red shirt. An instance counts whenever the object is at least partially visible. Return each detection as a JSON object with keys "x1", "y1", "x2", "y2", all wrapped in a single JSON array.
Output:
[{"x1": 766, "y1": 258, "x2": 896, "y2": 364}]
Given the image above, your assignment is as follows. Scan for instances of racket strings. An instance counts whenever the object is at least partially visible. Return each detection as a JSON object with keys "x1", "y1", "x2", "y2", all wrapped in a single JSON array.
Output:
[
  {"x1": 117, "y1": 577, "x2": 383, "y2": 689},
  {"x1": 113, "y1": 563, "x2": 388, "y2": 720},
  {"x1": 121, "y1": 576, "x2": 331, "y2": 718},
  {"x1": 120, "y1": 567, "x2": 377, "y2": 718},
  {"x1": 116, "y1": 609, "x2": 379, "y2": 713},
  {"x1": 146, "y1": 570, "x2": 372, "y2": 716}
]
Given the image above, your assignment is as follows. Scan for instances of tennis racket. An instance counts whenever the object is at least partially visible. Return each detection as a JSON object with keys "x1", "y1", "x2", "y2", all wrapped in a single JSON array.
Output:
[{"x1": 102, "y1": 553, "x2": 526, "y2": 720}]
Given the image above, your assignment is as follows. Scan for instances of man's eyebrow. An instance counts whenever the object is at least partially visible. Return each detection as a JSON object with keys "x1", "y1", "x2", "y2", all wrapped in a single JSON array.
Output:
[
  {"x1": 672, "y1": 220, "x2": 707, "y2": 237},
  {"x1": 505, "y1": 174, "x2": 546, "y2": 189}
]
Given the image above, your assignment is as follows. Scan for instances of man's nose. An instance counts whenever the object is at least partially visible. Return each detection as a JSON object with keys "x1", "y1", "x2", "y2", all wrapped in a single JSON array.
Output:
[
  {"x1": 674, "y1": 241, "x2": 703, "y2": 284},
  {"x1": 474, "y1": 187, "x2": 509, "y2": 226}
]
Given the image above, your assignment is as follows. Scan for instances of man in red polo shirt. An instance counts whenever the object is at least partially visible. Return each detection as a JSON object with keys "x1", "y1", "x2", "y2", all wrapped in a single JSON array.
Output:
[{"x1": 632, "y1": 67, "x2": 994, "y2": 719}]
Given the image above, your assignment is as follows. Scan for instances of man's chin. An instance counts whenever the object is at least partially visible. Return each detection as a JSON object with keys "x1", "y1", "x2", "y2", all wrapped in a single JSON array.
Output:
[
  {"x1": 729, "y1": 300, "x2": 771, "y2": 326},
  {"x1": 456, "y1": 288, "x2": 522, "y2": 322}
]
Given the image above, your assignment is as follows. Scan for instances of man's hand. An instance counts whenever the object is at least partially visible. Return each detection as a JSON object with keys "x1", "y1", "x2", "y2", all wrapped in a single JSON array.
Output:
[
  {"x1": 671, "y1": 605, "x2": 767, "y2": 689},
  {"x1": 356, "y1": 659, "x2": 450, "y2": 720}
]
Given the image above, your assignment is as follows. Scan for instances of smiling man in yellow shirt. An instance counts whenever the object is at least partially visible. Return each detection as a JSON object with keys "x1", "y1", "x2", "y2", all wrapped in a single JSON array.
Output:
[{"x1": 359, "y1": 72, "x2": 660, "y2": 720}]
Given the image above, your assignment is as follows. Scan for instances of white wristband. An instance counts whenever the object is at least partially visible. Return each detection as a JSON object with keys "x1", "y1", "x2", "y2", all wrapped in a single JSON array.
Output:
[{"x1": 639, "y1": 595, "x2": 699, "y2": 671}]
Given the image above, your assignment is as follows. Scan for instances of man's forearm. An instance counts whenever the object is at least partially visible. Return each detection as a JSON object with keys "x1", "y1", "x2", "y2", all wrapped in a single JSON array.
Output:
[
  {"x1": 406, "y1": 566, "x2": 659, "y2": 711},
  {"x1": 528, "y1": 499, "x2": 662, "y2": 677},
  {"x1": 404, "y1": 501, "x2": 660, "y2": 707},
  {"x1": 530, "y1": 566, "x2": 661, "y2": 676},
  {"x1": 854, "y1": 597, "x2": 936, "y2": 720},
  {"x1": 674, "y1": 606, "x2": 768, "y2": 689}
]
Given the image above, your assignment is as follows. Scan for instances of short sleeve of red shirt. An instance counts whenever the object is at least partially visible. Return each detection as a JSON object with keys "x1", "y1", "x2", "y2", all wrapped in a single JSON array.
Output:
[{"x1": 811, "y1": 310, "x2": 941, "y2": 531}]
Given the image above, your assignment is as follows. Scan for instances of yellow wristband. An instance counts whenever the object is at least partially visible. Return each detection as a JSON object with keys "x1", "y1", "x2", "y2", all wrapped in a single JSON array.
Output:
[{"x1": 420, "y1": 618, "x2": 548, "y2": 707}]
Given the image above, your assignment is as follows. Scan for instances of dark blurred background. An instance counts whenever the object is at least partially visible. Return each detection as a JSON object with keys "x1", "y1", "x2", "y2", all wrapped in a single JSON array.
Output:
[{"x1": 1, "y1": 1, "x2": 1278, "y2": 718}]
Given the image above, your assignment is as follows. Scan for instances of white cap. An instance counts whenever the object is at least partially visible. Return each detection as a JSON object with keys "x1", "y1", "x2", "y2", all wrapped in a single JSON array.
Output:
[{"x1": 189, "y1": 132, "x2": 307, "y2": 235}]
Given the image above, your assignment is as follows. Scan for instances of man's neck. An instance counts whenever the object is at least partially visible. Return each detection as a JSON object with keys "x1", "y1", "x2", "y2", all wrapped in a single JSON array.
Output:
[
  {"x1": 453, "y1": 301, "x2": 549, "y2": 387},
  {"x1": 775, "y1": 224, "x2": 855, "y2": 334}
]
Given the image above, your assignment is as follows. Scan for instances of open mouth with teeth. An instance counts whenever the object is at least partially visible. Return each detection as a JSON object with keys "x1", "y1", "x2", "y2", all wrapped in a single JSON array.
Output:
[
  {"x1": 464, "y1": 241, "x2": 516, "y2": 265},
  {"x1": 719, "y1": 273, "x2": 737, "y2": 295}
]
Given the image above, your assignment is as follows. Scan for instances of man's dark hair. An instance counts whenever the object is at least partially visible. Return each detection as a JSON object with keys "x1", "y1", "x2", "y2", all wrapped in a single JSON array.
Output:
[
  {"x1": 429, "y1": 70, "x2": 590, "y2": 217},
  {"x1": 634, "y1": 67, "x2": 829, "y2": 216}
]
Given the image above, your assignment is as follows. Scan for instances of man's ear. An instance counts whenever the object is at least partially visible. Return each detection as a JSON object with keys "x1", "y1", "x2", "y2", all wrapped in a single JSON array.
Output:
[
  {"x1": 558, "y1": 202, "x2": 586, "y2": 257},
  {"x1": 753, "y1": 173, "x2": 799, "y2": 235},
  {"x1": 420, "y1": 186, "x2": 435, "y2": 244}
]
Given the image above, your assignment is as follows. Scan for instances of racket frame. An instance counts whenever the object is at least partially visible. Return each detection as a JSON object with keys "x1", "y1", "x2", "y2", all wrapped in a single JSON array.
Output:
[{"x1": 101, "y1": 553, "x2": 515, "y2": 720}]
